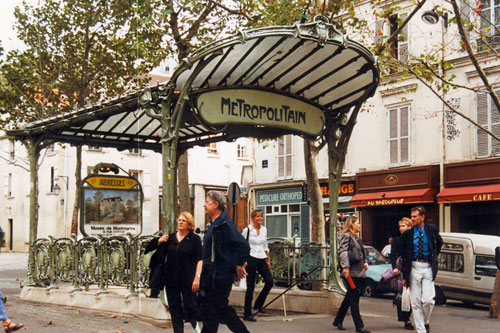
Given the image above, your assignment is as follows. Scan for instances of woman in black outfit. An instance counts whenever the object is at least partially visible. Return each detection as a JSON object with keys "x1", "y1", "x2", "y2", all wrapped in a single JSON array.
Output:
[
  {"x1": 390, "y1": 217, "x2": 414, "y2": 330},
  {"x1": 146, "y1": 211, "x2": 202, "y2": 333},
  {"x1": 333, "y1": 216, "x2": 370, "y2": 333}
]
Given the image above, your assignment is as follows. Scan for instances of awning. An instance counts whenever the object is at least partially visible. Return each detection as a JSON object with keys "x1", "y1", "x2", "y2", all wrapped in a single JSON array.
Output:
[
  {"x1": 350, "y1": 188, "x2": 437, "y2": 207},
  {"x1": 436, "y1": 184, "x2": 500, "y2": 203}
]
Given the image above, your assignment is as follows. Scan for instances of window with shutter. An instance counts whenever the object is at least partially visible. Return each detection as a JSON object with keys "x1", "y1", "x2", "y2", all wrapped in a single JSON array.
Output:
[
  {"x1": 388, "y1": 105, "x2": 411, "y2": 165},
  {"x1": 477, "y1": 0, "x2": 500, "y2": 50},
  {"x1": 477, "y1": 90, "x2": 500, "y2": 157},
  {"x1": 387, "y1": 13, "x2": 409, "y2": 62},
  {"x1": 277, "y1": 135, "x2": 293, "y2": 179}
]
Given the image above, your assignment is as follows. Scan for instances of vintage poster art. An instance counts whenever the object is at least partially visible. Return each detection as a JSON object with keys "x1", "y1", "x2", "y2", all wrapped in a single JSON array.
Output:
[{"x1": 81, "y1": 188, "x2": 142, "y2": 237}]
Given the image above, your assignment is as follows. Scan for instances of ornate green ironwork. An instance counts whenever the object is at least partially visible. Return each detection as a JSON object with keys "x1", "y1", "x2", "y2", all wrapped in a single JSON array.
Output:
[{"x1": 29, "y1": 234, "x2": 334, "y2": 293}]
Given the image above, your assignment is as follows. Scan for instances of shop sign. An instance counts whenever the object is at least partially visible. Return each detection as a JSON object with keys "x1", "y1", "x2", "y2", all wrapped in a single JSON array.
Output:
[
  {"x1": 320, "y1": 181, "x2": 355, "y2": 197},
  {"x1": 472, "y1": 194, "x2": 493, "y2": 201},
  {"x1": 85, "y1": 176, "x2": 138, "y2": 189},
  {"x1": 196, "y1": 89, "x2": 325, "y2": 136},
  {"x1": 367, "y1": 198, "x2": 405, "y2": 206},
  {"x1": 257, "y1": 188, "x2": 303, "y2": 205}
]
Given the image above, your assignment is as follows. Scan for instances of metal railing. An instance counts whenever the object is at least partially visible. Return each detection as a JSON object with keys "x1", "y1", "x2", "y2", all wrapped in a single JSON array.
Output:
[{"x1": 29, "y1": 235, "x2": 330, "y2": 294}]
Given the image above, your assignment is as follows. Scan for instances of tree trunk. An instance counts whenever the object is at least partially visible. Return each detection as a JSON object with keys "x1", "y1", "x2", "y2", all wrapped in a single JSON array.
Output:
[
  {"x1": 177, "y1": 151, "x2": 191, "y2": 213},
  {"x1": 70, "y1": 145, "x2": 82, "y2": 235},
  {"x1": 303, "y1": 139, "x2": 326, "y2": 290},
  {"x1": 489, "y1": 270, "x2": 500, "y2": 318},
  {"x1": 304, "y1": 140, "x2": 325, "y2": 244}
]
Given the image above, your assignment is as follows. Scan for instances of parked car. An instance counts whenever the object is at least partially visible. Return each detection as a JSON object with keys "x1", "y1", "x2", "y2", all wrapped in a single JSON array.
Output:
[
  {"x1": 434, "y1": 232, "x2": 500, "y2": 306},
  {"x1": 361, "y1": 245, "x2": 393, "y2": 297}
]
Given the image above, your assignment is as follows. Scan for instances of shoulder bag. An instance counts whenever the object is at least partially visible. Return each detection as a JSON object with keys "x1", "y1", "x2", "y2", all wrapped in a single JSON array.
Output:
[{"x1": 348, "y1": 236, "x2": 362, "y2": 265}]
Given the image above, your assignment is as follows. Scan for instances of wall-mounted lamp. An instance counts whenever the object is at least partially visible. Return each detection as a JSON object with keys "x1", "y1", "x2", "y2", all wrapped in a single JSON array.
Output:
[
  {"x1": 421, "y1": 9, "x2": 448, "y2": 29},
  {"x1": 52, "y1": 183, "x2": 61, "y2": 195}
]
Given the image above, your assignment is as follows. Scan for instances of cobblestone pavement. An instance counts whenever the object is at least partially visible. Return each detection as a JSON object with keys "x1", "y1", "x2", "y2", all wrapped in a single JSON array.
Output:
[{"x1": 1, "y1": 252, "x2": 500, "y2": 332}]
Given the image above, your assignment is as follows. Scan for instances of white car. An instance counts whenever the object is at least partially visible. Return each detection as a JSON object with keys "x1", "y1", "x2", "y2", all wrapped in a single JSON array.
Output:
[{"x1": 434, "y1": 232, "x2": 500, "y2": 306}]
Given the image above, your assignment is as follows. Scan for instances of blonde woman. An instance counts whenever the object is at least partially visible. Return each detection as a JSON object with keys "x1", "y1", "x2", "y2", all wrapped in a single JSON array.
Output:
[
  {"x1": 391, "y1": 217, "x2": 414, "y2": 330},
  {"x1": 333, "y1": 216, "x2": 370, "y2": 333},
  {"x1": 145, "y1": 212, "x2": 202, "y2": 333},
  {"x1": 242, "y1": 209, "x2": 273, "y2": 322}
]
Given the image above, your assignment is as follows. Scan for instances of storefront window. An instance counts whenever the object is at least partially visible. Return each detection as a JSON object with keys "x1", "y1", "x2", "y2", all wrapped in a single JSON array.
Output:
[{"x1": 267, "y1": 215, "x2": 287, "y2": 238}]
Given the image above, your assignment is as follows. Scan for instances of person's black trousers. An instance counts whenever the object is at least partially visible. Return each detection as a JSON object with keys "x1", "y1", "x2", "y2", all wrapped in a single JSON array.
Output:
[
  {"x1": 333, "y1": 276, "x2": 365, "y2": 330},
  {"x1": 166, "y1": 285, "x2": 198, "y2": 333},
  {"x1": 201, "y1": 278, "x2": 249, "y2": 333},
  {"x1": 244, "y1": 256, "x2": 274, "y2": 316}
]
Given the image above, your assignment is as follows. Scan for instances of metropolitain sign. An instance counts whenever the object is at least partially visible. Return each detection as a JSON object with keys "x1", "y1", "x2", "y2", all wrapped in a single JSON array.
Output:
[{"x1": 196, "y1": 89, "x2": 325, "y2": 136}]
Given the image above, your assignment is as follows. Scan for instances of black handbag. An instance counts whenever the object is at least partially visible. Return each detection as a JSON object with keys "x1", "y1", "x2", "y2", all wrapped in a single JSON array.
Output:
[{"x1": 348, "y1": 237, "x2": 362, "y2": 264}]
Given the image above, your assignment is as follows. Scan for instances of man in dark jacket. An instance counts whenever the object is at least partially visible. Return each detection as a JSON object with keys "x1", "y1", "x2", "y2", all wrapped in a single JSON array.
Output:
[
  {"x1": 399, "y1": 206, "x2": 443, "y2": 333},
  {"x1": 200, "y1": 190, "x2": 250, "y2": 333}
]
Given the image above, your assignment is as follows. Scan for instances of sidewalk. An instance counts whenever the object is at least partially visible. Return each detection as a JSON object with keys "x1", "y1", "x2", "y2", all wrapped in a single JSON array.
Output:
[{"x1": 3, "y1": 293, "x2": 499, "y2": 332}]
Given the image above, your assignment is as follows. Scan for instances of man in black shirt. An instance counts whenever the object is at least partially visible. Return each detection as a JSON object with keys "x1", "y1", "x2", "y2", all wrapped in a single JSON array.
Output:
[{"x1": 200, "y1": 191, "x2": 250, "y2": 333}]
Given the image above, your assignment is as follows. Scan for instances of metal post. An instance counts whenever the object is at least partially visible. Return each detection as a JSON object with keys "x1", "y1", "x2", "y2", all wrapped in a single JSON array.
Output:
[
  {"x1": 327, "y1": 103, "x2": 363, "y2": 293},
  {"x1": 23, "y1": 138, "x2": 42, "y2": 286}
]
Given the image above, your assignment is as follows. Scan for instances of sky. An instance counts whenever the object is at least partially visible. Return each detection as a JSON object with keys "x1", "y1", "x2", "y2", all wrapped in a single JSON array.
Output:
[
  {"x1": 0, "y1": 0, "x2": 171, "y2": 74},
  {"x1": 0, "y1": 0, "x2": 24, "y2": 53}
]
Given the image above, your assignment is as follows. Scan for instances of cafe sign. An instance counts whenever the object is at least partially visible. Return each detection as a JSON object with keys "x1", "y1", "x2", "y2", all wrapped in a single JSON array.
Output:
[{"x1": 196, "y1": 89, "x2": 325, "y2": 136}]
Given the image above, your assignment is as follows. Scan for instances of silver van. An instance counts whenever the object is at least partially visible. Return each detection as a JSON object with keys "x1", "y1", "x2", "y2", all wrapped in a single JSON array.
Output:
[{"x1": 434, "y1": 232, "x2": 500, "y2": 306}]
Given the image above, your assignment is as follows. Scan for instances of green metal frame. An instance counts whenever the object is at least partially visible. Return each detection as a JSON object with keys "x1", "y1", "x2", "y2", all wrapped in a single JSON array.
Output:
[{"x1": 13, "y1": 16, "x2": 379, "y2": 294}]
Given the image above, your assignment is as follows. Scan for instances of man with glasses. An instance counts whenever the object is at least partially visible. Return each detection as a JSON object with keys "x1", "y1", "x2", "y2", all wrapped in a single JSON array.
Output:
[
  {"x1": 399, "y1": 206, "x2": 442, "y2": 333},
  {"x1": 200, "y1": 191, "x2": 250, "y2": 333}
]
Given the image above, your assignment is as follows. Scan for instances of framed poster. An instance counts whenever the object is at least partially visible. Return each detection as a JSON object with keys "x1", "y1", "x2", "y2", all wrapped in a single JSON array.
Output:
[{"x1": 80, "y1": 174, "x2": 143, "y2": 237}]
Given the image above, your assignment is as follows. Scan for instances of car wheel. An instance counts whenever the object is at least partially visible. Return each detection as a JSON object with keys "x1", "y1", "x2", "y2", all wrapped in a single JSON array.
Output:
[
  {"x1": 434, "y1": 286, "x2": 446, "y2": 305},
  {"x1": 362, "y1": 279, "x2": 379, "y2": 297}
]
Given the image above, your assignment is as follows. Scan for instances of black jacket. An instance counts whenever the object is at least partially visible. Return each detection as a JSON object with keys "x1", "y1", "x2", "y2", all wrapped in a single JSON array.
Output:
[
  {"x1": 399, "y1": 224, "x2": 443, "y2": 283},
  {"x1": 146, "y1": 231, "x2": 202, "y2": 289},
  {"x1": 202, "y1": 211, "x2": 249, "y2": 282}
]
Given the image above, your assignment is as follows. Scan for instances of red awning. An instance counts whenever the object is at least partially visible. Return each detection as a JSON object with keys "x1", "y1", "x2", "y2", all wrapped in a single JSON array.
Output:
[
  {"x1": 350, "y1": 188, "x2": 437, "y2": 207},
  {"x1": 436, "y1": 184, "x2": 500, "y2": 203}
]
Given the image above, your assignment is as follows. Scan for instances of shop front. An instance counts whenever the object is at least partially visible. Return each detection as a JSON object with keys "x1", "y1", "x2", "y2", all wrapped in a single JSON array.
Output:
[
  {"x1": 256, "y1": 186, "x2": 309, "y2": 243},
  {"x1": 351, "y1": 165, "x2": 439, "y2": 251},
  {"x1": 320, "y1": 178, "x2": 356, "y2": 243},
  {"x1": 437, "y1": 158, "x2": 500, "y2": 235}
]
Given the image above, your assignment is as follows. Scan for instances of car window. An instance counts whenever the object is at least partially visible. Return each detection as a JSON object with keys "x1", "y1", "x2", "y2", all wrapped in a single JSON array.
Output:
[
  {"x1": 475, "y1": 255, "x2": 497, "y2": 277},
  {"x1": 364, "y1": 247, "x2": 388, "y2": 265},
  {"x1": 438, "y1": 252, "x2": 464, "y2": 273}
]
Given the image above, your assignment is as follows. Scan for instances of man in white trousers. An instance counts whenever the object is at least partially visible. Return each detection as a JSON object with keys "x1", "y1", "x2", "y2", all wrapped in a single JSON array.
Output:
[{"x1": 399, "y1": 206, "x2": 443, "y2": 333}]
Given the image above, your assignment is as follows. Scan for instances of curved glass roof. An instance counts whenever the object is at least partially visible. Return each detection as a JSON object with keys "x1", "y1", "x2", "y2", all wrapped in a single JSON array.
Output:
[{"x1": 6, "y1": 16, "x2": 379, "y2": 152}]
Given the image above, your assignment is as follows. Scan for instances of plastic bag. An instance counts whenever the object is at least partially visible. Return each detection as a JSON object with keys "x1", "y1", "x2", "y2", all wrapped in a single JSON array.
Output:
[{"x1": 401, "y1": 286, "x2": 411, "y2": 312}]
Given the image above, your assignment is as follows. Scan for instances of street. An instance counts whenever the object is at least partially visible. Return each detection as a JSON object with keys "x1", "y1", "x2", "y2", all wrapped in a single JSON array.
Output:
[{"x1": 1, "y1": 253, "x2": 499, "y2": 332}]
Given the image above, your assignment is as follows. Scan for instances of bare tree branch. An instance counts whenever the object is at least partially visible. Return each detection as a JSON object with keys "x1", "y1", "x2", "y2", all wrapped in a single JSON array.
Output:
[
  {"x1": 207, "y1": 0, "x2": 253, "y2": 21},
  {"x1": 407, "y1": 66, "x2": 500, "y2": 142},
  {"x1": 376, "y1": 0, "x2": 427, "y2": 56},
  {"x1": 416, "y1": 59, "x2": 481, "y2": 92},
  {"x1": 450, "y1": 0, "x2": 500, "y2": 116}
]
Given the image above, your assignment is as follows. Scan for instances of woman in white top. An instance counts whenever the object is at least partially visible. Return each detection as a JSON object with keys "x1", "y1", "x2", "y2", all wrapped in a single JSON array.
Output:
[{"x1": 242, "y1": 209, "x2": 274, "y2": 322}]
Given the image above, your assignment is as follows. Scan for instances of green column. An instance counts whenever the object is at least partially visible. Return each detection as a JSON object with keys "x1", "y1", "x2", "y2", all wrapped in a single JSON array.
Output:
[
  {"x1": 23, "y1": 138, "x2": 42, "y2": 286},
  {"x1": 327, "y1": 103, "x2": 363, "y2": 294}
]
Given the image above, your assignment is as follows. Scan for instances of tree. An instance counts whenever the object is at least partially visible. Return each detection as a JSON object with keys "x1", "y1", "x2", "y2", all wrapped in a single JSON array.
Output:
[{"x1": 1, "y1": 0, "x2": 168, "y2": 237}]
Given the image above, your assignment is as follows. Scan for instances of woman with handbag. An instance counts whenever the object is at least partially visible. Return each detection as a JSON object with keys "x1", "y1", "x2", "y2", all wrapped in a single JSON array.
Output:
[
  {"x1": 242, "y1": 209, "x2": 273, "y2": 322},
  {"x1": 390, "y1": 217, "x2": 414, "y2": 330},
  {"x1": 333, "y1": 216, "x2": 370, "y2": 333},
  {"x1": 145, "y1": 212, "x2": 203, "y2": 333}
]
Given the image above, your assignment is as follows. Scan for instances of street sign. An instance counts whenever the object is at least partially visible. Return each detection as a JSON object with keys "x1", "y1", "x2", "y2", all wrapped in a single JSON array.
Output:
[{"x1": 227, "y1": 182, "x2": 241, "y2": 205}]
